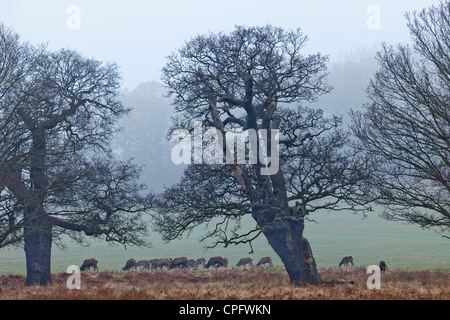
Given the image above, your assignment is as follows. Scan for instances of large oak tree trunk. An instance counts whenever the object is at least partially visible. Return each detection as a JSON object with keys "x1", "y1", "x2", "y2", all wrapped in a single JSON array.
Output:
[
  {"x1": 24, "y1": 131, "x2": 53, "y2": 286},
  {"x1": 258, "y1": 216, "x2": 320, "y2": 286},
  {"x1": 24, "y1": 214, "x2": 52, "y2": 286}
]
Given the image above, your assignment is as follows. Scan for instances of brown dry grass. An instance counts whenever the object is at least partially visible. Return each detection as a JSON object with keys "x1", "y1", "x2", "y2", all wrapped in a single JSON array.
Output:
[{"x1": 0, "y1": 267, "x2": 449, "y2": 300}]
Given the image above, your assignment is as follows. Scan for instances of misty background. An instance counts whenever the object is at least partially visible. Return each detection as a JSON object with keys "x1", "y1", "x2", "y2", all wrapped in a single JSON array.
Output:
[
  {"x1": 1, "y1": 0, "x2": 437, "y2": 191},
  {"x1": 0, "y1": 0, "x2": 438, "y2": 88}
]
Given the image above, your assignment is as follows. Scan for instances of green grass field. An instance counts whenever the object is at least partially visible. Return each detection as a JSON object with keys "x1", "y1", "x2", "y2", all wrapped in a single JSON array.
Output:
[{"x1": 0, "y1": 210, "x2": 448, "y2": 276}]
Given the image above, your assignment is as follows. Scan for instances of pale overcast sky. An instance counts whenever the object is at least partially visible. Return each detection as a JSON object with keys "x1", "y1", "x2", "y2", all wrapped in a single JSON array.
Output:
[{"x1": 0, "y1": 0, "x2": 440, "y2": 89}]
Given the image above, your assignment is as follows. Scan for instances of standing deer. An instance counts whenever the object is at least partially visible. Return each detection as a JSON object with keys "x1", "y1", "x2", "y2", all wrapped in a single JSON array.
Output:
[{"x1": 379, "y1": 260, "x2": 387, "y2": 274}]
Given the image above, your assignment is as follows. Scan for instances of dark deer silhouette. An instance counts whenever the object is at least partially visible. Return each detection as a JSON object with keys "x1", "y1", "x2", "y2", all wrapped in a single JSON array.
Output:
[{"x1": 379, "y1": 260, "x2": 387, "y2": 274}]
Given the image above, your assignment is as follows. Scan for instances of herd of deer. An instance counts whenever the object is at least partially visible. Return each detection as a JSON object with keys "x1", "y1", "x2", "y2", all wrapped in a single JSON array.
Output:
[
  {"x1": 80, "y1": 255, "x2": 388, "y2": 273},
  {"x1": 79, "y1": 256, "x2": 274, "y2": 272}
]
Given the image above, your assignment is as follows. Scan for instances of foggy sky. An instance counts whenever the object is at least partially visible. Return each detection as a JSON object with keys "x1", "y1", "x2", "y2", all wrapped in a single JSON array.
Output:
[{"x1": 0, "y1": 0, "x2": 440, "y2": 89}]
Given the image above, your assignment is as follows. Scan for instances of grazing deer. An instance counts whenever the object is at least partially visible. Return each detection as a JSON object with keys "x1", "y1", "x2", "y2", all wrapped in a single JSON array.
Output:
[
  {"x1": 205, "y1": 256, "x2": 229, "y2": 268},
  {"x1": 136, "y1": 260, "x2": 150, "y2": 271},
  {"x1": 256, "y1": 257, "x2": 273, "y2": 267},
  {"x1": 122, "y1": 258, "x2": 138, "y2": 271},
  {"x1": 188, "y1": 259, "x2": 199, "y2": 269},
  {"x1": 169, "y1": 257, "x2": 189, "y2": 269},
  {"x1": 149, "y1": 258, "x2": 172, "y2": 270},
  {"x1": 236, "y1": 257, "x2": 254, "y2": 268},
  {"x1": 338, "y1": 256, "x2": 354, "y2": 268},
  {"x1": 196, "y1": 258, "x2": 206, "y2": 268},
  {"x1": 80, "y1": 258, "x2": 98, "y2": 272}
]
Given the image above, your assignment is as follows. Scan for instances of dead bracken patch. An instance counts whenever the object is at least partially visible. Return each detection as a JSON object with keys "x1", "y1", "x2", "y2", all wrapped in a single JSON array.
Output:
[{"x1": 0, "y1": 267, "x2": 448, "y2": 300}]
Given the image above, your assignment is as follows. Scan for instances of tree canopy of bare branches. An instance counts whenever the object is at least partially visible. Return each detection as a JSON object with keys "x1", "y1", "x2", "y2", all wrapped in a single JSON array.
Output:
[{"x1": 156, "y1": 25, "x2": 372, "y2": 285}]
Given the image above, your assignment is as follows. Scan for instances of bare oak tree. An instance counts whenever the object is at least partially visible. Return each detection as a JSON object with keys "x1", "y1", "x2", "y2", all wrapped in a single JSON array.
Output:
[
  {"x1": 156, "y1": 25, "x2": 372, "y2": 285},
  {"x1": 0, "y1": 26, "x2": 153, "y2": 285},
  {"x1": 351, "y1": 1, "x2": 449, "y2": 236}
]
